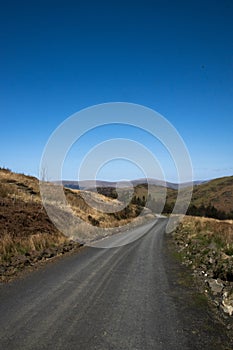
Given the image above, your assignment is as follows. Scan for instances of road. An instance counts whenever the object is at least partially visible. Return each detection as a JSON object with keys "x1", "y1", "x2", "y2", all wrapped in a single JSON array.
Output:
[{"x1": 0, "y1": 219, "x2": 229, "y2": 349}]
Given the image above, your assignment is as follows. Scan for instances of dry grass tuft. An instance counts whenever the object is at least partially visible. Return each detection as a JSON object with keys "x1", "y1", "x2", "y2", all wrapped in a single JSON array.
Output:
[
  {"x1": 0, "y1": 232, "x2": 67, "y2": 262},
  {"x1": 180, "y1": 216, "x2": 233, "y2": 246}
]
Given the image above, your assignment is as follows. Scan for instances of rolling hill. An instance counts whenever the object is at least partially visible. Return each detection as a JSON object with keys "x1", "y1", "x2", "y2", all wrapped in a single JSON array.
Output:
[
  {"x1": 72, "y1": 175, "x2": 233, "y2": 217},
  {"x1": 0, "y1": 168, "x2": 152, "y2": 266},
  {"x1": 126, "y1": 176, "x2": 233, "y2": 217},
  {"x1": 189, "y1": 176, "x2": 233, "y2": 214},
  {"x1": 60, "y1": 178, "x2": 206, "y2": 191}
]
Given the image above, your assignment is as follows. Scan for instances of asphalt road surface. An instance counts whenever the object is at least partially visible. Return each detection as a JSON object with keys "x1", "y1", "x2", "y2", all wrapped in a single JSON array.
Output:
[{"x1": 0, "y1": 219, "x2": 230, "y2": 350}]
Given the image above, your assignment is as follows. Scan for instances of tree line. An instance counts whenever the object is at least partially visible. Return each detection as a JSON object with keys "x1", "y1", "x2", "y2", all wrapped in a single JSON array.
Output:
[{"x1": 186, "y1": 204, "x2": 233, "y2": 220}]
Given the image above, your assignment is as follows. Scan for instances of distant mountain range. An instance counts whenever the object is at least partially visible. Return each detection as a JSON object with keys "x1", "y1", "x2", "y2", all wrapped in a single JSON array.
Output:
[
  {"x1": 59, "y1": 176, "x2": 233, "y2": 216},
  {"x1": 59, "y1": 178, "x2": 207, "y2": 191}
]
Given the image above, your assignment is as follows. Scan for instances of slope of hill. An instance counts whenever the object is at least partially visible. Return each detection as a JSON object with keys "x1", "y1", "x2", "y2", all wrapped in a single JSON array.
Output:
[
  {"x1": 190, "y1": 176, "x2": 233, "y2": 214},
  {"x1": 0, "y1": 168, "x2": 152, "y2": 270},
  {"x1": 161, "y1": 176, "x2": 233, "y2": 216},
  {"x1": 162, "y1": 176, "x2": 233, "y2": 217},
  {"x1": 108, "y1": 175, "x2": 233, "y2": 218}
]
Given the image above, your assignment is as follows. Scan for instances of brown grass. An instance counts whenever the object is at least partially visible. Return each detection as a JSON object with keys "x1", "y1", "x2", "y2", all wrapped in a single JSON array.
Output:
[
  {"x1": 0, "y1": 169, "x2": 151, "y2": 261},
  {"x1": 0, "y1": 232, "x2": 67, "y2": 262},
  {"x1": 178, "y1": 216, "x2": 233, "y2": 248}
]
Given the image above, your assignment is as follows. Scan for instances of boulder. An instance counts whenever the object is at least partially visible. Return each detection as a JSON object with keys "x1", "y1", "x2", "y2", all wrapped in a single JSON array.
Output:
[
  {"x1": 208, "y1": 278, "x2": 224, "y2": 295},
  {"x1": 221, "y1": 292, "x2": 233, "y2": 316}
]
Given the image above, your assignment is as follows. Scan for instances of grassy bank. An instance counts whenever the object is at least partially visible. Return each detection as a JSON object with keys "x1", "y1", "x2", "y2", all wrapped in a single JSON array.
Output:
[{"x1": 173, "y1": 216, "x2": 233, "y2": 317}]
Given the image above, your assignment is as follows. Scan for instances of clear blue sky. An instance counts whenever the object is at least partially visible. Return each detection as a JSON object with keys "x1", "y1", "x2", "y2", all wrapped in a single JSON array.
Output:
[{"x1": 0, "y1": 0, "x2": 232, "y2": 182}]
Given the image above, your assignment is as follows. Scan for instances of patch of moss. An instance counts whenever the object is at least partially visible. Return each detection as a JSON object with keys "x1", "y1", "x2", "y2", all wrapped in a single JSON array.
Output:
[
  {"x1": 172, "y1": 250, "x2": 184, "y2": 262},
  {"x1": 191, "y1": 292, "x2": 208, "y2": 309}
]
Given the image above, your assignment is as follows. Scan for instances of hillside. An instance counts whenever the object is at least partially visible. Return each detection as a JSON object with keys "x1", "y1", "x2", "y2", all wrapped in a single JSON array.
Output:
[
  {"x1": 189, "y1": 176, "x2": 233, "y2": 214},
  {"x1": 0, "y1": 168, "x2": 152, "y2": 277},
  {"x1": 167, "y1": 176, "x2": 233, "y2": 218},
  {"x1": 113, "y1": 176, "x2": 233, "y2": 218}
]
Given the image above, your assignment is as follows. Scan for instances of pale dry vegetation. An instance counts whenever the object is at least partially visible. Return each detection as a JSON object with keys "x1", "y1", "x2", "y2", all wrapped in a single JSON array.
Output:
[
  {"x1": 0, "y1": 169, "x2": 152, "y2": 264},
  {"x1": 178, "y1": 216, "x2": 233, "y2": 250},
  {"x1": 0, "y1": 232, "x2": 67, "y2": 263}
]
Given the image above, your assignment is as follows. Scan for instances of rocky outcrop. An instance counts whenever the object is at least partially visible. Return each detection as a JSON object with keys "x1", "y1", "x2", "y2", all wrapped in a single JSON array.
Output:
[{"x1": 173, "y1": 217, "x2": 233, "y2": 318}]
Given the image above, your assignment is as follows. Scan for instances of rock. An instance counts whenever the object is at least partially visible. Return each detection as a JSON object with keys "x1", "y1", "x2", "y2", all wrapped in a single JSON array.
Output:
[
  {"x1": 6, "y1": 267, "x2": 17, "y2": 276},
  {"x1": 11, "y1": 254, "x2": 31, "y2": 267},
  {"x1": 213, "y1": 300, "x2": 219, "y2": 307},
  {"x1": 208, "y1": 278, "x2": 224, "y2": 295},
  {"x1": 208, "y1": 257, "x2": 215, "y2": 265},
  {"x1": 221, "y1": 293, "x2": 233, "y2": 316},
  {"x1": 63, "y1": 245, "x2": 71, "y2": 252},
  {"x1": 30, "y1": 250, "x2": 40, "y2": 261},
  {"x1": 42, "y1": 249, "x2": 55, "y2": 258}
]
